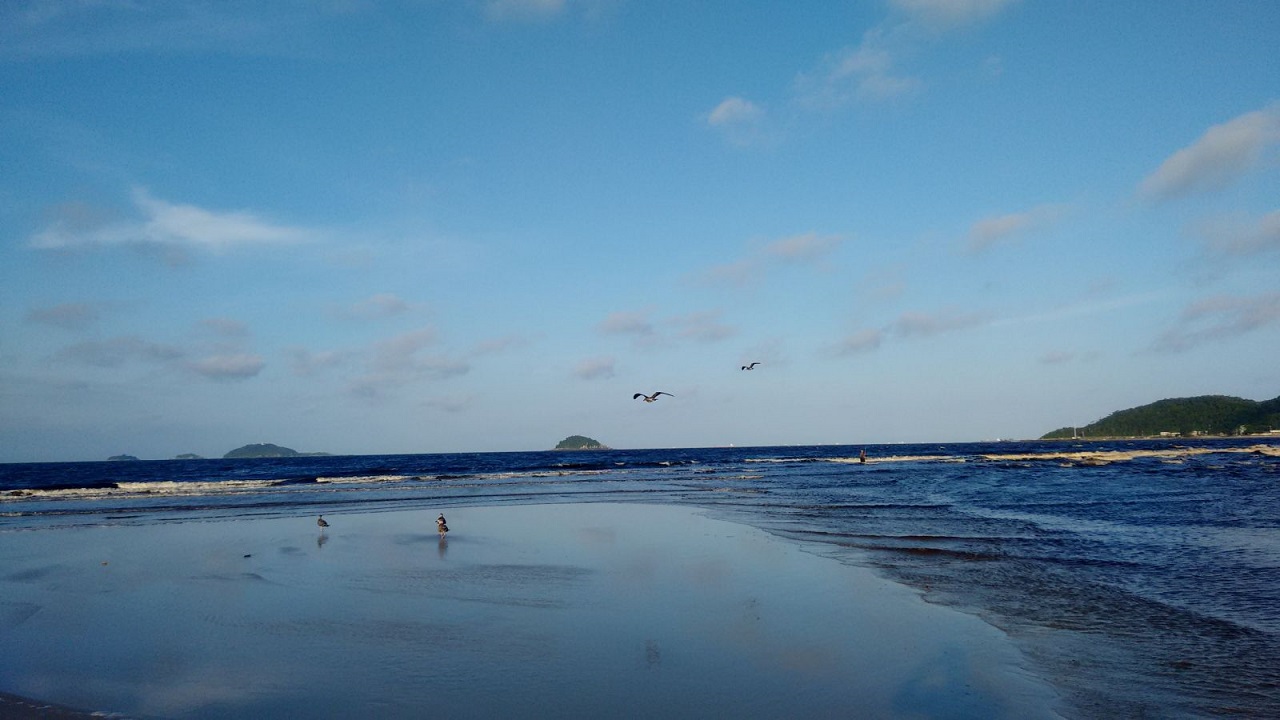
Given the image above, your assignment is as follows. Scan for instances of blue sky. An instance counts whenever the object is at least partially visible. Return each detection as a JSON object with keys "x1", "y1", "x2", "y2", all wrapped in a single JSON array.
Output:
[{"x1": 2, "y1": 0, "x2": 1278, "y2": 462}]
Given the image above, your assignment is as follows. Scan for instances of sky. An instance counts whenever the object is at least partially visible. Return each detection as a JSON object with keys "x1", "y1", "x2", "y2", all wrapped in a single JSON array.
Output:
[{"x1": 2, "y1": 0, "x2": 1278, "y2": 462}]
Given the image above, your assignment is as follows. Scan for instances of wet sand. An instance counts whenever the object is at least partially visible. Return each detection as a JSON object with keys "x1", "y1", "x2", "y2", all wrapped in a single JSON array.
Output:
[{"x1": 0, "y1": 503, "x2": 1061, "y2": 719}]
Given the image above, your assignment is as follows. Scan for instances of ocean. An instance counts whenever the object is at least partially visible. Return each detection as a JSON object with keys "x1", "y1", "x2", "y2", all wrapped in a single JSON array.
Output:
[{"x1": 2, "y1": 438, "x2": 1278, "y2": 719}]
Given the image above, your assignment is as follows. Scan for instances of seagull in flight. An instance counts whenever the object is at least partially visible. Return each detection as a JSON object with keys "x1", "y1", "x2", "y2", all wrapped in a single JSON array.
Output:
[
  {"x1": 633, "y1": 392, "x2": 674, "y2": 403},
  {"x1": 740, "y1": 362, "x2": 761, "y2": 371},
  {"x1": 317, "y1": 515, "x2": 329, "y2": 528}
]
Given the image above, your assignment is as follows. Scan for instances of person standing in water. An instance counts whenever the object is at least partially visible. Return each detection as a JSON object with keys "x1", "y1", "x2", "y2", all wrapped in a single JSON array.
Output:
[{"x1": 859, "y1": 449, "x2": 867, "y2": 463}]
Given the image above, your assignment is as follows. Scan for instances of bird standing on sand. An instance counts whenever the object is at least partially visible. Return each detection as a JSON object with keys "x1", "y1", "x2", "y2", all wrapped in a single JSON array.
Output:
[
  {"x1": 436, "y1": 513, "x2": 449, "y2": 537},
  {"x1": 741, "y1": 362, "x2": 761, "y2": 371},
  {"x1": 317, "y1": 515, "x2": 329, "y2": 528},
  {"x1": 633, "y1": 392, "x2": 673, "y2": 403}
]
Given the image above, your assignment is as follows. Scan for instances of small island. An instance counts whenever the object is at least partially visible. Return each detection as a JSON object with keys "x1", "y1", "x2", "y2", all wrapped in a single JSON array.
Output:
[
  {"x1": 223, "y1": 443, "x2": 330, "y2": 459},
  {"x1": 554, "y1": 435, "x2": 609, "y2": 450},
  {"x1": 173, "y1": 453, "x2": 203, "y2": 460},
  {"x1": 107, "y1": 454, "x2": 140, "y2": 461}
]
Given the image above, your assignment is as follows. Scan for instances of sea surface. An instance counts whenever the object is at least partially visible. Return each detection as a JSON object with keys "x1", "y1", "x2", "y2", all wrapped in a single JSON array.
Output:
[{"x1": 3, "y1": 438, "x2": 1278, "y2": 719}]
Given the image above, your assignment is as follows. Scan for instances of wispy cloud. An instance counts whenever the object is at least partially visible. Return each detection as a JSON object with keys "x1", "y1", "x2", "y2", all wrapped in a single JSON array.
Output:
[
  {"x1": 54, "y1": 324, "x2": 267, "y2": 381},
  {"x1": 574, "y1": 356, "x2": 616, "y2": 380},
  {"x1": 484, "y1": 0, "x2": 567, "y2": 22},
  {"x1": 187, "y1": 353, "x2": 265, "y2": 381},
  {"x1": 1038, "y1": 350, "x2": 1076, "y2": 365},
  {"x1": 349, "y1": 327, "x2": 471, "y2": 399},
  {"x1": 828, "y1": 307, "x2": 990, "y2": 358},
  {"x1": 1194, "y1": 210, "x2": 1280, "y2": 258},
  {"x1": 1151, "y1": 292, "x2": 1280, "y2": 352},
  {"x1": 287, "y1": 347, "x2": 349, "y2": 377},
  {"x1": 597, "y1": 310, "x2": 656, "y2": 337},
  {"x1": 26, "y1": 302, "x2": 100, "y2": 331},
  {"x1": 795, "y1": 28, "x2": 920, "y2": 108},
  {"x1": 890, "y1": 0, "x2": 1020, "y2": 30},
  {"x1": 199, "y1": 317, "x2": 250, "y2": 338},
  {"x1": 1138, "y1": 103, "x2": 1280, "y2": 201},
  {"x1": 0, "y1": 1, "x2": 361, "y2": 59},
  {"x1": 699, "y1": 232, "x2": 842, "y2": 287},
  {"x1": 472, "y1": 334, "x2": 533, "y2": 356},
  {"x1": 332, "y1": 293, "x2": 414, "y2": 321},
  {"x1": 794, "y1": 1, "x2": 1016, "y2": 110},
  {"x1": 58, "y1": 335, "x2": 184, "y2": 368},
  {"x1": 966, "y1": 203, "x2": 1065, "y2": 253},
  {"x1": 705, "y1": 96, "x2": 767, "y2": 145},
  {"x1": 708, "y1": 96, "x2": 762, "y2": 127},
  {"x1": 671, "y1": 310, "x2": 736, "y2": 343},
  {"x1": 596, "y1": 307, "x2": 736, "y2": 348},
  {"x1": 828, "y1": 328, "x2": 884, "y2": 356},
  {"x1": 891, "y1": 309, "x2": 990, "y2": 338},
  {"x1": 29, "y1": 188, "x2": 310, "y2": 260}
]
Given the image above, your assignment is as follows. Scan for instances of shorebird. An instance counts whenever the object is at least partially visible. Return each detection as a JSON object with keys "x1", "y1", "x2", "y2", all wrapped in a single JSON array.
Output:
[
  {"x1": 740, "y1": 362, "x2": 761, "y2": 371},
  {"x1": 633, "y1": 392, "x2": 673, "y2": 403},
  {"x1": 317, "y1": 515, "x2": 329, "y2": 528},
  {"x1": 436, "y1": 513, "x2": 449, "y2": 537}
]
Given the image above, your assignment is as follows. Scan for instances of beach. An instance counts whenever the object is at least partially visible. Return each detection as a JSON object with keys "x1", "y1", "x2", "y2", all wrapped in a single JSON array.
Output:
[{"x1": 0, "y1": 502, "x2": 1061, "y2": 719}]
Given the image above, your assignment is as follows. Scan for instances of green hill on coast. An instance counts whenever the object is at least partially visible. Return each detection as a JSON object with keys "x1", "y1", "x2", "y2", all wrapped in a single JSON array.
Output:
[{"x1": 1042, "y1": 395, "x2": 1280, "y2": 439}]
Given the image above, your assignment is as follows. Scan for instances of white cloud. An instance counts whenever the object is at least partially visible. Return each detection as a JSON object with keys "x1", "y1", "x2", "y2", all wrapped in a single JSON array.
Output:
[
  {"x1": 597, "y1": 310, "x2": 655, "y2": 336},
  {"x1": 574, "y1": 356, "x2": 616, "y2": 380},
  {"x1": 966, "y1": 203, "x2": 1065, "y2": 253},
  {"x1": 707, "y1": 97, "x2": 762, "y2": 127},
  {"x1": 1139, "y1": 104, "x2": 1280, "y2": 201},
  {"x1": 28, "y1": 187, "x2": 310, "y2": 255},
  {"x1": 187, "y1": 353, "x2": 265, "y2": 380},
  {"x1": 1151, "y1": 292, "x2": 1280, "y2": 352}
]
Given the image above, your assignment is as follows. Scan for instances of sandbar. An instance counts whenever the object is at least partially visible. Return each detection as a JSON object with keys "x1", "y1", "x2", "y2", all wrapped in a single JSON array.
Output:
[{"x1": 0, "y1": 503, "x2": 1061, "y2": 718}]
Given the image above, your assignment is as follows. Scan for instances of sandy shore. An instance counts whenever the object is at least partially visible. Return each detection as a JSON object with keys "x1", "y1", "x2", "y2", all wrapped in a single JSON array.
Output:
[{"x1": 0, "y1": 503, "x2": 1061, "y2": 719}]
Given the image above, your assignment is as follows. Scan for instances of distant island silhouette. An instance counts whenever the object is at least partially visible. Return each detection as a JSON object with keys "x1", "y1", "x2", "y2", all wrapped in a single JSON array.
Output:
[
  {"x1": 554, "y1": 435, "x2": 609, "y2": 450},
  {"x1": 223, "y1": 443, "x2": 331, "y2": 459},
  {"x1": 1043, "y1": 394, "x2": 1280, "y2": 439}
]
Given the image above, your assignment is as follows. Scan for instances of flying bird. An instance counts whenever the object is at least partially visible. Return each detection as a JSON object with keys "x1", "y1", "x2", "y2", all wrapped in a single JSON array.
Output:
[
  {"x1": 740, "y1": 362, "x2": 761, "y2": 371},
  {"x1": 633, "y1": 392, "x2": 673, "y2": 403},
  {"x1": 317, "y1": 515, "x2": 329, "y2": 528}
]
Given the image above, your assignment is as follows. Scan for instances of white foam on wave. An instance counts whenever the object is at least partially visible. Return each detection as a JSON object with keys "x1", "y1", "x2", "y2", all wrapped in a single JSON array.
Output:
[
  {"x1": 2, "y1": 479, "x2": 280, "y2": 502},
  {"x1": 315, "y1": 475, "x2": 411, "y2": 484}
]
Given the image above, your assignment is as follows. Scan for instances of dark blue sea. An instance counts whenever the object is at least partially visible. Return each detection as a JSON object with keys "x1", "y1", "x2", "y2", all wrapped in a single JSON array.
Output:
[{"x1": 3, "y1": 438, "x2": 1278, "y2": 719}]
